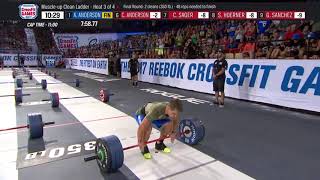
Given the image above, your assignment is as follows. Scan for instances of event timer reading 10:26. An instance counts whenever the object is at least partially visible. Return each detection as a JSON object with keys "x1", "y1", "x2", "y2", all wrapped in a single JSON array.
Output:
[{"x1": 81, "y1": 21, "x2": 98, "y2": 27}]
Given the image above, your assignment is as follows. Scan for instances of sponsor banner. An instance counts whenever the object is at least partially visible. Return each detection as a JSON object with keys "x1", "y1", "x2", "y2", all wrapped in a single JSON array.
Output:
[
  {"x1": 0, "y1": 54, "x2": 62, "y2": 66},
  {"x1": 66, "y1": 58, "x2": 109, "y2": 75},
  {"x1": 121, "y1": 59, "x2": 320, "y2": 112},
  {"x1": 54, "y1": 33, "x2": 119, "y2": 49}
]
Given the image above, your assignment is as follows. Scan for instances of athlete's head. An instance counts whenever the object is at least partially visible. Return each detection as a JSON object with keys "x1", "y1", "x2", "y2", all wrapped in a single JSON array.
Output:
[{"x1": 166, "y1": 99, "x2": 183, "y2": 120}]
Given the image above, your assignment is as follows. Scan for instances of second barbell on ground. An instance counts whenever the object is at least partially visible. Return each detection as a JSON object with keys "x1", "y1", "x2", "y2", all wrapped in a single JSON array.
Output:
[
  {"x1": 10, "y1": 88, "x2": 114, "y2": 106},
  {"x1": 0, "y1": 113, "x2": 55, "y2": 139},
  {"x1": 36, "y1": 79, "x2": 81, "y2": 89}
]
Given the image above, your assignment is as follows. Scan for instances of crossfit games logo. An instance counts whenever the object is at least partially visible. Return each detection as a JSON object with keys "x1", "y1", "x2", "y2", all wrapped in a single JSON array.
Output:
[
  {"x1": 19, "y1": 4, "x2": 38, "y2": 19},
  {"x1": 57, "y1": 36, "x2": 79, "y2": 49}
]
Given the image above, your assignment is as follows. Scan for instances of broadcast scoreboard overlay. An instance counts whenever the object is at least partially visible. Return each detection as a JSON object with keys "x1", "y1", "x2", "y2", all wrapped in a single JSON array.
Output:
[{"x1": 0, "y1": 0, "x2": 318, "y2": 29}]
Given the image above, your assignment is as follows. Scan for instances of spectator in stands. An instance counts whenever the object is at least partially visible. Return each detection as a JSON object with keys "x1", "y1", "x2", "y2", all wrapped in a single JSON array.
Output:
[
  {"x1": 284, "y1": 25, "x2": 295, "y2": 40},
  {"x1": 221, "y1": 35, "x2": 229, "y2": 50},
  {"x1": 287, "y1": 33, "x2": 305, "y2": 59},
  {"x1": 305, "y1": 32, "x2": 320, "y2": 59},
  {"x1": 241, "y1": 38, "x2": 255, "y2": 59},
  {"x1": 256, "y1": 33, "x2": 272, "y2": 59},
  {"x1": 302, "y1": 25, "x2": 311, "y2": 38},
  {"x1": 235, "y1": 24, "x2": 245, "y2": 43},
  {"x1": 58, "y1": 20, "x2": 319, "y2": 60},
  {"x1": 227, "y1": 37, "x2": 238, "y2": 50},
  {"x1": 244, "y1": 21, "x2": 256, "y2": 40},
  {"x1": 227, "y1": 21, "x2": 237, "y2": 39},
  {"x1": 271, "y1": 30, "x2": 283, "y2": 46},
  {"x1": 257, "y1": 20, "x2": 272, "y2": 34},
  {"x1": 269, "y1": 44, "x2": 286, "y2": 59}
]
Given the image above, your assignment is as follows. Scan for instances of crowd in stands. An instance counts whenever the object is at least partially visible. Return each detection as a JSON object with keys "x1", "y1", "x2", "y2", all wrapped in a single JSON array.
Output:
[
  {"x1": 34, "y1": 29, "x2": 60, "y2": 54},
  {"x1": 1, "y1": 20, "x2": 319, "y2": 60},
  {"x1": 63, "y1": 20, "x2": 320, "y2": 59},
  {"x1": 0, "y1": 24, "x2": 31, "y2": 53}
]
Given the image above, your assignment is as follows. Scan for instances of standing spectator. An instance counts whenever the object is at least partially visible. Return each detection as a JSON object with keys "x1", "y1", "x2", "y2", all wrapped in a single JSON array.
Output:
[
  {"x1": 20, "y1": 55, "x2": 25, "y2": 68},
  {"x1": 115, "y1": 54, "x2": 121, "y2": 77},
  {"x1": 235, "y1": 24, "x2": 245, "y2": 43},
  {"x1": 244, "y1": 21, "x2": 256, "y2": 40},
  {"x1": 0, "y1": 56, "x2": 4, "y2": 70},
  {"x1": 257, "y1": 20, "x2": 272, "y2": 34},
  {"x1": 227, "y1": 21, "x2": 237, "y2": 38},
  {"x1": 212, "y1": 49, "x2": 228, "y2": 108}
]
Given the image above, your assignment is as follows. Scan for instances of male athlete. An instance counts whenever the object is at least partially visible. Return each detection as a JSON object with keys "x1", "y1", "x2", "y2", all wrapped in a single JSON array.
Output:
[
  {"x1": 135, "y1": 99, "x2": 183, "y2": 159},
  {"x1": 128, "y1": 53, "x2": 139, "y2": 87}
]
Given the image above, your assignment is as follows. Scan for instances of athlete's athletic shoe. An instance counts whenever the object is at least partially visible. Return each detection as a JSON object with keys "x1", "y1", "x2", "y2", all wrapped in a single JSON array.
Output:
[
  {"x1": 141, "y1": 146, "x2": 152, "y2": 159},
  {"x1": 155, "y1": 141, "x2": 171, "y2": 153}
]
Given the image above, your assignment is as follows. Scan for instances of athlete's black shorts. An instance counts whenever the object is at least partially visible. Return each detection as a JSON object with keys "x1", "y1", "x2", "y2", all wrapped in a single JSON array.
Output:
[
  {"x1": 213, "y1": 78, "x2": 225, "y2": 92},
  {"x1": 130, "y1": 71, "x2": 138, "y2": 77}
]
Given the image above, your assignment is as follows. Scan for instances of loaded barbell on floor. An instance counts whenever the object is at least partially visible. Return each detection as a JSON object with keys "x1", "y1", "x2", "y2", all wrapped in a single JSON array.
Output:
[
  {"x1": 46, "y1": 89, "x2": 114, "y2": 107},
  {"x1": 36, "y1": 79, "x2": 81, "y2": 89},
  {"x1": 12, "y1": 72, "x2": 33, "y2": 80},
  {"x1": 5, "y1": 78, "x2": 81, "y2": 89},
  {"x1": 0, "y1": 113, "x2": 55, "y2": 139},
  {"x1": 1, "y1": 88, "x2": 114, "y2": 105},
  {"x1": 0, "y1": 78, "x2": 28, "y2": 88},
  {"x1": 84, "y1": 118, "x2": 205, "y2": 173}
]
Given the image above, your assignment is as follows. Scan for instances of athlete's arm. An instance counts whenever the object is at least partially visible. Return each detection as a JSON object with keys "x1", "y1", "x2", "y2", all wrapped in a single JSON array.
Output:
[
  {"x1": 215, "y1": 67, "x2": 226, "y2": 77},
  {"x1": 137, "y1": 117, "x2": 151, "y2": 147}
]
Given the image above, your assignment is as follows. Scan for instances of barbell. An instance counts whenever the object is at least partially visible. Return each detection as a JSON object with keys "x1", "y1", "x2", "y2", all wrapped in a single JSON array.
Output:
[
  {"x1": 84, "y1": 118, "x2": 205, "y2": 173},
  {"x1": 48, "y1": 89, "x2": 114, "y2": 107},
  {"x1": 0, "y1": 113, "x2": 55, "y2": 139},
  {"x1": 2, "y1": 78, "x2": 81, "y2": 89},
  {"x1": 36, "y1": 79, "x2": 81, "y2": 89},
  {"x1": 45, "y1": 90, "x2": 114, "y2": 107},
  {"x1": 1, "y1": 88, "x2": 114, "y2": 105}
]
